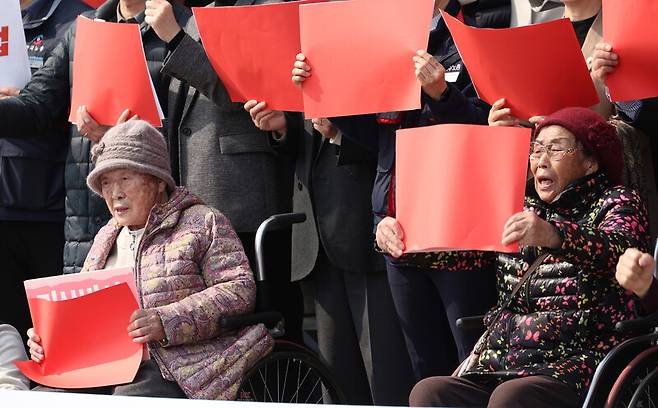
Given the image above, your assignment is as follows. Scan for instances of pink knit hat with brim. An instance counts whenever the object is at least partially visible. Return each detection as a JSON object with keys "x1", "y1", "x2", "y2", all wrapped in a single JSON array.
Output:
[
  {"x1": 534, "y1": 107, "x2": 623, "y2": 185},
  {"x1": 87, "y1": 120, "x2": 176, "y2": 196}
]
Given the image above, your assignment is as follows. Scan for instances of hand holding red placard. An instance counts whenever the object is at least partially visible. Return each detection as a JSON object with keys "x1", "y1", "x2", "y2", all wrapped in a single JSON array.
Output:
[
  {"x1": 443, "y1": 13, "x2": 599, "y2": 120},
  {"x1": 16, "y1": 268, "x2": 142, "y2": 388},
  {"x1": 195, "y1": 0, "x2": 434, "y2": 117},
  {"x1": 395, "y1": 124, "x2": 531, "y2": 253},
  {"x1": 602, "y1": 0, "x2": 658, "y2": 102},
  {"x1": 69, "y1": 16, "x2": 163, "y2": 127}
]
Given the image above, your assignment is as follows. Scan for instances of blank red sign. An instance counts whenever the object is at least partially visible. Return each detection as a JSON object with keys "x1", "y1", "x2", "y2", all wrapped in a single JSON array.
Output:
[
  {"x1": 396, "y1": 124, "x2": 531, "y2": 253},
  {"x1": 444, "y1": 12, "x2": 600, "y2": 120},
  {"x1": 193, "y1": 1, "x2": 326, "y2": 112},
  {"x1": 69, "y1": 17, "x2": 162, "y2": 127},
  {"x1": 603, "y1": 0, "x2": 658, "y2": 102},
  {"x1": 299, "y1": 0, "x2": 434, "y2": 118}
]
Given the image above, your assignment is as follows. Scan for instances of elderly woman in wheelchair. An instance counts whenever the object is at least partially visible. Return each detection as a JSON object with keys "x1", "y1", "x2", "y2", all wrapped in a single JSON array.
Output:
[
  {"x1": 26, "y1": 120, "x2": 273, "y2": 399},
  {"x1": 409, "y1": 107, "x2": 652, "y2": 408}
]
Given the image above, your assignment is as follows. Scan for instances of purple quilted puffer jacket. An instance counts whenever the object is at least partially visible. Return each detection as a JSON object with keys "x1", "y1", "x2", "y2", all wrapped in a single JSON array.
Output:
[{"x1": 83, "y1": 187, "x2": 273, "y2": 399}]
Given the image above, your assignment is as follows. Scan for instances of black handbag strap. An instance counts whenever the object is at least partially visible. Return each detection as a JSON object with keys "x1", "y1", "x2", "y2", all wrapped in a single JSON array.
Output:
[
  {"x1": 489, "y1": 252, "x2": 549, "y2": 326},
  {"x1": 471, "y1": 253, "x2": 549, "y2": 355}
]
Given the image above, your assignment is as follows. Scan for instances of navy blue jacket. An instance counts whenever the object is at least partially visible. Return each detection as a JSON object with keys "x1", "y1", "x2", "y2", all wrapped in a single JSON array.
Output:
[{"x1": 0, "y1": 0, "x2": 90, "y2": 222}]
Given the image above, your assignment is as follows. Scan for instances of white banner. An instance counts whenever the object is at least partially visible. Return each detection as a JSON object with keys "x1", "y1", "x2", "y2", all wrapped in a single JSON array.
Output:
[
  {"x1": 0, "y1": 0, "x2": 31, "y2": 88},
  {"x1": 0, "y1": 390, "x2": 339, "y2": 407}
]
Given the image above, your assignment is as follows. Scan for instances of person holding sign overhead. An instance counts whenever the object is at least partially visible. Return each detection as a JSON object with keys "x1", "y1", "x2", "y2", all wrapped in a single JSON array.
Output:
[
  {"x1": 242, "y1": 108, "x2": 415, "y2": 404},
  {"x1": 292, "y1": 0, "x2": 507, "y2": 383},
  {"x1": 490, "y1": 0, "x2": 658, "y2": 241},
  {"x1": 26, "y1": 120, "x2": 272, "y2": 399},
  {"x1": 591, "y1": 40, "x2": 658, "y2": 208},
  {"x1": 146, "y1": 0, "x2": 304, "y2": 343},
  {"x1": 410, "y1": 107, "x2": 649, "y2": 408}
]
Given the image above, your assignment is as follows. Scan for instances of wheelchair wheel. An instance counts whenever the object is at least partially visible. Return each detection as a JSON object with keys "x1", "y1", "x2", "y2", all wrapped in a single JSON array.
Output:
[
  {"x1": 236, "y1": 342, "x2": 344, "y2": 404},
  {"x1": 606, "y1": 346, "x2": 658, "y2": 408}
]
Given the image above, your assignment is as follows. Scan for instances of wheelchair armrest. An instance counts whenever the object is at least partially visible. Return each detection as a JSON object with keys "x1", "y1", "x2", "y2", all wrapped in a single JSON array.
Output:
[
  {"x1": 456, "y1": 315, "x2": 485, "y2": 330},
  {"x1": 615, "y1": 310, "x2": 658, "y2": 333},
  {"x1": 219, "y1": 311, "x2": 283, "y2": 331}
]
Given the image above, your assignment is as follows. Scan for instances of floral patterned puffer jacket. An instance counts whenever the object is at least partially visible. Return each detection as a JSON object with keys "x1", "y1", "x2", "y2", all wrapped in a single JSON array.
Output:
[
  {"x1": 83, "y1": 187, "x2": 273, "y2": 399},
  {"x1": 463, "y1": 172, "x2": 649, "y2": 396}
]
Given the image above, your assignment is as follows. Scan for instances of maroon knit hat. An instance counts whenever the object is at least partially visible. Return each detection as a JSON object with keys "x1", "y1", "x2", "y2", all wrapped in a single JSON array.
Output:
[{"x1": 534, "y1": 107, "x2": 623, "y2": 185}]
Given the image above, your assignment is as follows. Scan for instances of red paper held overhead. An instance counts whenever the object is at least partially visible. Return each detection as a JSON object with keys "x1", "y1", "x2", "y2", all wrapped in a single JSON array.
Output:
[
  {"x1": 194, "y1": 1, "x2": 325, "y2": 112},
  {"x1": 395, "y1": 124, "x2": 530, "y2": 253},
  {"x1": 69, "y1": 16, "x2": 162, "y2": 127},
  {"x1": 603, "y1": 0, "x2": 658, "y2": 102},
  {"x1": 443, "y1": 13, "x2": 599, "y2": 120},
  {"x1": 16, "y1": 283, "x2": 142, "y2": 388},
  {"x1": 299, "y1": 0, "x2": 434, "y2": 118}
]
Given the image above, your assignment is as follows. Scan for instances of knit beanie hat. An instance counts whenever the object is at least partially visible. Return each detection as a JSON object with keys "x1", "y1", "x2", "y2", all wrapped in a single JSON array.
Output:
[
  {"x1": 87, "y1": 120, "x2": 176, "y2": 196},
  {"x1": 534, "y1": 107, "x2": 623, "y2": 185}
]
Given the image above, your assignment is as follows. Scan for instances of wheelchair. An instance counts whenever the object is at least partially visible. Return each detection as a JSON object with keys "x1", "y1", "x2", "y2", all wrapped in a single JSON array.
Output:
[
  {"x1": 219, "y1": 213, "x2": 345, "y2": 404},
  {"x1": 456, "y1": 309, "x2": 658, "y2": 408}
]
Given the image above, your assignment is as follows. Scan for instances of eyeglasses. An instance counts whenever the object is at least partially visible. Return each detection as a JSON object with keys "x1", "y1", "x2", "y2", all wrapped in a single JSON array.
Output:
[{"x1": 529, "y1": 142, "x2": 580, "y2": 161}]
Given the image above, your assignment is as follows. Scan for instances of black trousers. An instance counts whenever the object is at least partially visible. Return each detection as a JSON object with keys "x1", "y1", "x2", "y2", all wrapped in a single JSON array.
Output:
[
  {"x1": 409, "y1": 375, "x2": 584, "y2": 408},
  {"x1": 239, "y1": 230, "x2": 304, "y2": 344},
  {"x1": 306, "y1": 247, "x2": 415, "y2": 405},
  {"x1": 0, "y1": 220, "x2": 64, "y2": 343},
  {"x1": 386, "y1": 259, "x2": 497, "y2": 380}
]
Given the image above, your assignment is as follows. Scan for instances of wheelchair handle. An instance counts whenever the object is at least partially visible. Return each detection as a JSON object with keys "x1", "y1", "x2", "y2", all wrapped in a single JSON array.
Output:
[
  {"x1": 615, "y1": 310, "x2": 658, "y2": 333},
  {"x1": 456, "y1": 315, "x2": 485, "y2": 330},
  {"x1": 219, "y1": 311, "x2": 283, "y2": 331},
  {"x1": 254, "y1": 213, "x2": 307, "y2": 282}
]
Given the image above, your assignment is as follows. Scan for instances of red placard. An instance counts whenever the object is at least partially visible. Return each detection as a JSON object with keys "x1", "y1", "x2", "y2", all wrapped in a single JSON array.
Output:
[
  {"x1": 0, "y1": 26, "x2": 8, "y2": 57},
  {"x1": 15, "y1": 284, "x2": 142, "y2": 388},
  {"x1": 396, "y1": 124, "x2": 531, "y2": 253},
  {"x1": 193, "y1": 1, "x2": 326, "y2": 111},
  {"x1": 68, "y1": 17, "x2": 162, "y2": 127},
  {"x1": 603, "y1": 0, "x2": 658, "y2": 102},
  {"x1": 23, "y1": 267, "x2": 136, "y2": 301},
  {"x1": 81, "y1": 0, "x2": 104, "y2": 8},
  {"x1": 299, "y1": 0, "x2": 434, "y2": 118},
  {"x1": 443, "y1": 12, "x2": 600, "y2": 120}
]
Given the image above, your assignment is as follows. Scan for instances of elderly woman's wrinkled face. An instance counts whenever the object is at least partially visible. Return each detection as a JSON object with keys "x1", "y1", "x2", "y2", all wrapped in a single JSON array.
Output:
[
  {"x1": 100, "y1": 169, "x2": 165, "y2": 230},
  {"x1": 530, "y1": 125, "x2": 598, "y2": 203}
]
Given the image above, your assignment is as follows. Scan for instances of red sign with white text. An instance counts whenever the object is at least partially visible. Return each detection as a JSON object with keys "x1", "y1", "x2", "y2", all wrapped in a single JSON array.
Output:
[
  {"x1": 16, "y1": 284, "x2": 143, "y2": 389},
  {"x1": 23, "y1": 267, "x2": 137, "y2": 302},
  {"x1": 16, "y1": 268, "x2": 142, "y2": 388},
  {"x1": 0, "y1": 26, "x2": 8, "y2": 57},
  {"x1": 0, "y1": 0, "x2": 31, "y2": 88}
]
